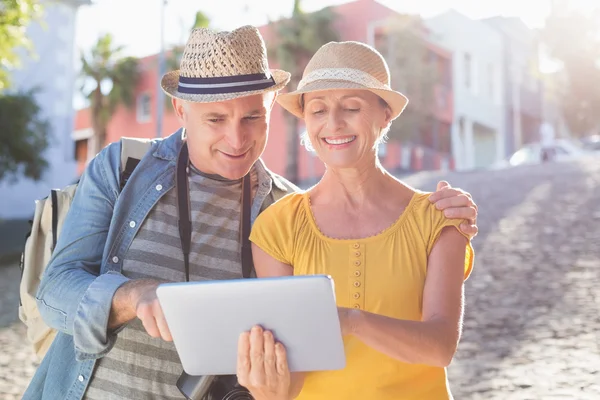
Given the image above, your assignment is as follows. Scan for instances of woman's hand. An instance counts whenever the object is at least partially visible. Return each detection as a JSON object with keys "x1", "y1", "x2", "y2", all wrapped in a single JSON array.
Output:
[
  {"x1": 237, "y1": 325, "x2": 291, "y2": 400},
  {"x1": 338, "y1": 307, "x2": 359, "y2": 336}
]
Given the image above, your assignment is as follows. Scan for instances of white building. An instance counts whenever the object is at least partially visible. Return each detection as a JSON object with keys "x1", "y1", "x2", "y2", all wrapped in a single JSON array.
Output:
[
  {"x1": 425, "y1": 10, "x2": 506, "y2": 170},
  {"x1": 0, "y1": 0, "x2": 89, "y2": 219}
]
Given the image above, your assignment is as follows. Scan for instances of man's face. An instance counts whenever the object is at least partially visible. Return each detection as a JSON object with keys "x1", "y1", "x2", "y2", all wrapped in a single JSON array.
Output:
[{"x1": 172, "y1": 93, "x2": 276, "y2": 180}]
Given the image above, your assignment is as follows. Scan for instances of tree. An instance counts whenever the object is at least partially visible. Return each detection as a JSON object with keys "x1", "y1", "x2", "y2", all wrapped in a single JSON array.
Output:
[
  {"x1": 541, "y1": 4, "x2": 600, "y2": 136},
  {"x1": 167, "y1": 10, "x2": 211, "y2": 71},
  {"x1": 0, "y1": 0, "x2": 42, "y2": 92},
  {"x1": 191, "y1": 10, "x2": 210, "y2": 31},
  {"x1": 270, "y1": 0, "x2": 339, "y2": 183},
  {"x1": 0, "y1": 90, "x2": 50, "y2": 182},
  {"x1": 380, "y1": 15, "x2": 439, "y2": 144},
  {"x1": 80, "y1": 33, "x2": 139, "y2": 154},
  {"x1": 0, "y1": 0, "x2": 50, "y2": 182},
  {"x1": 164, "y1": 11, "x2": 211, "y2": 111}
]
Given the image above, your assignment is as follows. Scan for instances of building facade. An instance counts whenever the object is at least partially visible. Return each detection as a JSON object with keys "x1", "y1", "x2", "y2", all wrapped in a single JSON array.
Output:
[
  {"x1": 0, "y1": 0, "x2": 90, "y2": 219},
  {"x1": 425, "y1": 10, "x2": 506, "y2": 170},
  {"x1": 484, "y1": 16, "x2": 545, "y2": 156}
]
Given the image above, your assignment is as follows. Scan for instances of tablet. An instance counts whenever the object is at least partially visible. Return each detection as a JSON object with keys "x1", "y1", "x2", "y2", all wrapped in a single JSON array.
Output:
[{"x1": 156, "y1": 274, "x2": 346, "y2": 376}]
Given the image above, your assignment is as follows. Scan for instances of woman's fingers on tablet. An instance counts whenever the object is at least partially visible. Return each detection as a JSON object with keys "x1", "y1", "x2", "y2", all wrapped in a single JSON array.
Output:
[
  {"x1": 237, "y1": 326, "x2": 291, "y2": 397},
  {"x1": 249, "y1": 326, "x2": 266, "y2": 385},
  {"x1": 275, "y1": 341, "x2": 289, "y2": 377},
  {"x1": 236, "y1": 331, "x2": 251, "y2": 386},
  {"x1": 263, "y1": 330, "x2": 277, "y2": 384}
]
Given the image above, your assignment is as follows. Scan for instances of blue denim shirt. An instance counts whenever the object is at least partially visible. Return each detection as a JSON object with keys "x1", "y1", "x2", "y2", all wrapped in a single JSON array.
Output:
[{"x1": 23, "y1": 129, "x2": 297, "y2": 400}]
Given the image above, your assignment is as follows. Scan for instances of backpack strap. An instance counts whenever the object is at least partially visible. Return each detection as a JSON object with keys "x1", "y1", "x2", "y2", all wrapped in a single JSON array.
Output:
[
  {"x1": 50, "y1": 190, "x2": 59, "y2": 251},
  {"x1": 119, "y1": 137, "x2": 153, "y2": 191}
]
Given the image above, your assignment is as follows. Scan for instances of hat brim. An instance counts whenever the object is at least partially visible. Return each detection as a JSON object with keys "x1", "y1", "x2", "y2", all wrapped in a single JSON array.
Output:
[
  {"x1": 276, "y1": 81, "x2": 409, "y2": 120},
  {"x1": 161, "y1": 69, "x2": 291, "y2": 103}
]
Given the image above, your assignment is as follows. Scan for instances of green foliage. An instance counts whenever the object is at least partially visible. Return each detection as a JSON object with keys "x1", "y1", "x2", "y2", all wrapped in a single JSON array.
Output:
[
  {"x1": 164, "y1": 10, "x2": 211, "y2": 111},
  {"x1": 270, "y1": 0, "x2": 339, "y2": 78},
  {"x1": 0, "y1": 0, "x2": 42, "y2": 92},
  {"x1": 79, "y1": 33, "x2": 139, "y2": 151},
  {"x1": 0, "y1": 90, "x2": 50, "y2": 182},
  {"x1": 269, "y1": 0, "x2": 339, "y2": 182}
]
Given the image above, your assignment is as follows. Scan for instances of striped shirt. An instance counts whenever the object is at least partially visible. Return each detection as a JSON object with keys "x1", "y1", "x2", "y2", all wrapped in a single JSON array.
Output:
[{"x1": 84, "y1": 164, "x2": 261, "y2": 400}]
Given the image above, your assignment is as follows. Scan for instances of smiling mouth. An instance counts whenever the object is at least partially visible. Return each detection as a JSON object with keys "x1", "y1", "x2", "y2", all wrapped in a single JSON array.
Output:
[
  {"x1": 323, "y1": 136, "x2": 356, "y2": 145},
  {"x1": 221, "y1": 150, "x2": 249, "y2": 159}
]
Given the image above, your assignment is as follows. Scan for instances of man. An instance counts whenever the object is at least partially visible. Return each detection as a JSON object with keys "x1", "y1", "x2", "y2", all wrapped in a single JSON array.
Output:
[{"x1": 24, "y1": 26, "x2": 478, "y2": 400}]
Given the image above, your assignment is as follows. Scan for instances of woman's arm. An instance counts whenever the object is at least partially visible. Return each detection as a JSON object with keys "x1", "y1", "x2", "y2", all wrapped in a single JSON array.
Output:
[
  {"x1": 252, "y1": 243, "x2": 294, "y2": 277},
  {"x1": 342, "y1": 226, "x2": 468, "y2": 367},
  {"x1": 239, "y1": 244, "x2": 304, "y2": 399}
]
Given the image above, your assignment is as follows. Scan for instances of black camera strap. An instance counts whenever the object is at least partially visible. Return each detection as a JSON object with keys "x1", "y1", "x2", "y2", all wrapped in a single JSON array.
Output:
[
  {"x1": 175, "y1": 142, "x2": 255, "y2": 399},
  {"x1": 176, "y1": 141, "x2": 254, "y2": 282},
  {"x1": 176, "y1": 142, "x2": 192, "y2": 282}
]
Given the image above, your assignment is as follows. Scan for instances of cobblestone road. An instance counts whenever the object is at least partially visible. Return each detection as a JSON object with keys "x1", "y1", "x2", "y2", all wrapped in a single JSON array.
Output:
[{"x1": 1, "y1": 157, "x2": 599, "y2": 399}]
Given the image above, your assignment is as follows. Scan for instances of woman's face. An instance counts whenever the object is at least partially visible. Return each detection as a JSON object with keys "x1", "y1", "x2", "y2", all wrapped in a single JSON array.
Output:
[{"x1": 303, "y1": 89, "x2": 392, "y2": 170}]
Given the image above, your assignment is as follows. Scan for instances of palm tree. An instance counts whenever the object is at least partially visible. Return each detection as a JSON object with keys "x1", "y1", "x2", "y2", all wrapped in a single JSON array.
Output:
[
  {"x1": 270, "y1": 0, "x2": 339, "y2": 183},
  {"x1": 80, "y1": 33, "x2": 139, "y2": 154}
]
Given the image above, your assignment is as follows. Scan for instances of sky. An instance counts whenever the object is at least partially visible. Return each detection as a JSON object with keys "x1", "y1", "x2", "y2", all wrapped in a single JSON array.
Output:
[
  {"x1": 70, "y1": 0, "x2": 597, "y2": 108},
  {"x1": 73, "y1": 0, "x2": 592, "y2": 59}
]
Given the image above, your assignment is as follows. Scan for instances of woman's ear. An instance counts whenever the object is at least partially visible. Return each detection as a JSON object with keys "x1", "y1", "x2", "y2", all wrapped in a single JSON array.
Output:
[{"x1": 382, "y1": 105, "x2": 393, "y2": 128}]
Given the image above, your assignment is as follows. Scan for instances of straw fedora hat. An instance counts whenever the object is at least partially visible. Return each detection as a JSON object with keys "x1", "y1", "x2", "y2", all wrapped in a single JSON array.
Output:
[
  {"x1": 277, "y1": 41, "x2": 408, "y2": 120},
  {"x1": 161, "y1": 25, "x2": 290, "y2": 103}
]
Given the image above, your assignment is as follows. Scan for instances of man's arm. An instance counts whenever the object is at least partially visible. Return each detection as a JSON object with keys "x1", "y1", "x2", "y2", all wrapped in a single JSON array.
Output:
[
  {"x1": 36, "y1": 143, "x2": 134, "y2": 358},
  {"x1": 108, "y1": 278, "x2": 173, "y2": 341}
]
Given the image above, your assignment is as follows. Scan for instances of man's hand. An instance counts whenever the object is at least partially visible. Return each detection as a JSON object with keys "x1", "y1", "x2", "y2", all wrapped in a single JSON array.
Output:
[
  {"x1": 429, "y1": 181, "x2": 478, "y2": 238},
  {"x1": 109, "y1": 278, "x2": 172, "y2": 341},
  {"x1": 132, "y1": 280, "x2": 173, "y2": 341}
]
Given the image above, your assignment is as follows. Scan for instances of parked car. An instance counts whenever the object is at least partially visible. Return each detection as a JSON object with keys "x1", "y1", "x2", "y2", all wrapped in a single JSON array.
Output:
[
  {"x1": 580, "y1": 135, "x2": 600, "y2": 152},
  {"x1": 511, "y1": 139, "x2": 589, "y2": 166},
  {"x1": 491, "y1": 139, "x2": 590, "y2": 169}
]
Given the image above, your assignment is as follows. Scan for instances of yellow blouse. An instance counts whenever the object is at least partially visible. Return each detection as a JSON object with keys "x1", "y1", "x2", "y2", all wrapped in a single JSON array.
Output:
[{"x1": 249, "y1": 190, "x2": 474, "y2": 400}]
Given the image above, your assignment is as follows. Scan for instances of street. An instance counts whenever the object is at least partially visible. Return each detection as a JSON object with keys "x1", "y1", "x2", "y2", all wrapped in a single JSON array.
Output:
[{"x1": 1, "y1": 157, "x2": 599, "y2": 399}]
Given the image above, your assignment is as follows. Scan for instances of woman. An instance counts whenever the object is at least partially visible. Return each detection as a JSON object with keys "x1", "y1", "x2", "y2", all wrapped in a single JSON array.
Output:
[{"x1": 237, "y1": 41, "x2": 475, "y2": 400}]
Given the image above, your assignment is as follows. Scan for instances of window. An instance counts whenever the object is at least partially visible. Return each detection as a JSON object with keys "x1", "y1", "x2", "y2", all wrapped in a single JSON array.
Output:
[
  {"x1": 74, "y1": 139, "x2": 88, "y2": 162},
  {"x1": 137, "y1": 93, "x2": 152, "y2": 123},
  {"x1": 527, "y1": 74, "x2": 539, "y2": 92},
  {"x1": 464, "y1": 53, "x2": 471, "y2": 89},
  {"x1": 438, "y1": 121, "x2": 451, "y2": 154},
  {"x1": 440, "y1": 57, "x2": 451, "y2": 88},
  {"x1": 488, "y1": 64, "x2": 495, "y2": 99},
  {"x1": 374, "y1": 32, "x2": 387, "y2": 54},
  {"x1": 436, "y1": 86, "x2": 448, "y2": 109},
  {"x1": 471, "y1": 55, "x2": 478, "y2": 96}
]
